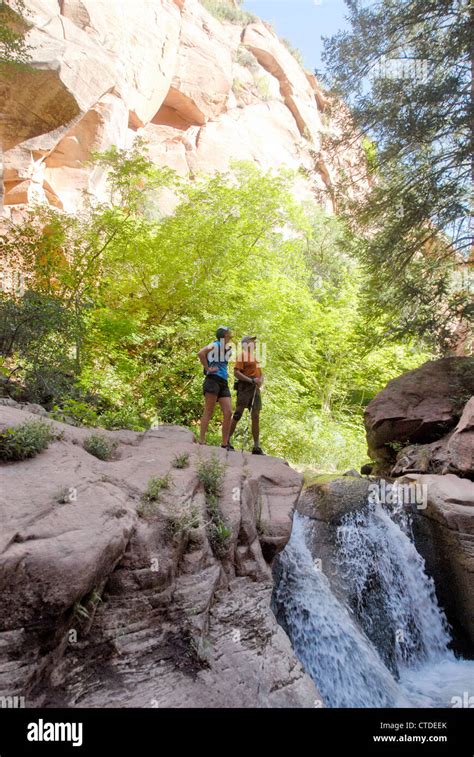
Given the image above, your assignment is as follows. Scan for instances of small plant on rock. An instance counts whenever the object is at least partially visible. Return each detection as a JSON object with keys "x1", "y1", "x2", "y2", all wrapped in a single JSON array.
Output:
[
  {"x1": 208, "y1": 521, "x2": 232, "y2": 558},
  {"x1": 253, "y1": 75, "x2": 272, "y2": 101},
  {"x1": 138, "y1": 473, "x2": 173, "y2": 518},
  {"x1": 197, "y1": 456, "x2": 225, "y2": 498},
  {"x1": 83, "y1": 433, "x2": 117, "y2": 461},
  {"x1": 172, "y1": 452, "x2": 190, "y2": 469},
  {"x1": 236, "y1": 45, "x2": 259, "y2": 72},
  {"x1": 197, "y1": 455, "x2": 231, "y2": 558},
  {"x1": 200, "y1": 0, "x2": 256, "y2": 25},
  {"x1": 168, "y1": 504, "x2": 200, "y2": 539},
  {"x1": 57, "y1": 485, "x2": 77, "y2": 504},
  {"x1": 143, "y1": 473, "x2": 172, "y2": 502},
  {"x1": 0, "y1": 420, "x2": 55, "y2": 462}
]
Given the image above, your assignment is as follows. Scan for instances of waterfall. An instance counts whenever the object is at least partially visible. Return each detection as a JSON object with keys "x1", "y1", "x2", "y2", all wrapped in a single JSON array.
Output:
[{"x1": 272, "y1": 504, "x2": 474, "y2": 708}]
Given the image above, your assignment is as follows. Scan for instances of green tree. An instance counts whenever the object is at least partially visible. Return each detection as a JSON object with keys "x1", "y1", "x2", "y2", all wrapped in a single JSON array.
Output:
[
  {"x1": 0, "y1": 0, "x2": 31, "y2": 69},
  {"x1": 0, "y1": 143, "x2": 430, "y2": 469},
  {"x1": 322, "y1": 0, "x2": 473, "y2": 350}
]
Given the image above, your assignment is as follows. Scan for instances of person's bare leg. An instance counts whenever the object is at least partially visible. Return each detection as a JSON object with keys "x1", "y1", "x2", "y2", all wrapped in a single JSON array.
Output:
[
  {"x1": 251, "y1": 409, "x2": 260, "y2": 448},
  {"x1": 228, "y1": 416, "x2": 238, "y2": 440},
  {"x1": 228, "y1": 400, "x2": 244, "y2": 443},
  {"x1": 200, "y1": 393, "x2": 217, "y2": 444},
  {"x1": 218, "y1": 396, "x2": 233, "y2": 447}
]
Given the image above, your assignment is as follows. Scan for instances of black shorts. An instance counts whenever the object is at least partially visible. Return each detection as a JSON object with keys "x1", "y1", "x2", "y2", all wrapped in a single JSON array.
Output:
[
  {"x1": 203, "y1": 376, "x2": 231, "y2": 399},
  {"x1": 235, "y1": 382, "x2": 262, "y2": 413}
]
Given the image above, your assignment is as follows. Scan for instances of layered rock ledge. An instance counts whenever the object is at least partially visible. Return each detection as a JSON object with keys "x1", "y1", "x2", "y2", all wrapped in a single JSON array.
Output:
[{"x1": 0, "y1": 404, "x2": 319, "y2": 707}]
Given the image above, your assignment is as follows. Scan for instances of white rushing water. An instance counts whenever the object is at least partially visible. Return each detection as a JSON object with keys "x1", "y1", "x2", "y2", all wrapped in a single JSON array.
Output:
[{"x1": 273, "y1": 506, "x2": 474, "y2": 708}]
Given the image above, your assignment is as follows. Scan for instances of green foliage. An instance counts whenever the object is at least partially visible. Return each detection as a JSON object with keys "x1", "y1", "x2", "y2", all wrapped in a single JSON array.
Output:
[
  {"x1": 200, "y1": 0, "x2": 256, "y2": 25},
  {"x1": 208, "y1": 520, "x2": 232, "y2": 558},
  {"x1": 138, "y1": 473, "x2": 172, "y2": 518},
  {"x1": 0, "y1": 142, "x2": 431, "y2": 471},
  {"x1": 73, "y1": 588, "x2": 102, "y2": 624},
  {"x1": 142, "y1": 473, "x2": 172, "y2": 502},
  {"x1": 197, "y1": 455, "x2": 230, "y2": 557},
  {"x1": 172, "y1": 452, "x2": 190, "y2": 469},
  {"x1": 236, "y1": 45, "x2": 259, "y2": 73},
  {"x1": 73, "y1": 602, "x2": 90, "y2": 621},
  {"x1": 197, "y1": 456, "x2": 226, "y2": 499},
  {"x1": 361, "y1": 137, "x2": 377, "y2": 174},
  {"x1": 253, "y1": 75, "x2": 272, "y2": 101},
  {"x1": 0, "y1": 419, "x2": 55, "y2": 461},
  {"x1": 323, "y1": 0, "x2": 472, "y2": 350},
  {"x1": 51, "y1": 399, "x2": 99, "y2": 427},
  {"x1": 168, "y1": 504, "x2": 200, "y2": 538},
  {"x1": 83, "y1": 433, "x2": 117, "y2": 461},
  {"x1": 0, "y1": 291, "x2": 79, "y2": 405},
  {"x1": 0, "y1": 0, "x2": 32, "y2": 70},
  {"x1": 232, "y1": 77, "x2": 243, "y2": 96}
]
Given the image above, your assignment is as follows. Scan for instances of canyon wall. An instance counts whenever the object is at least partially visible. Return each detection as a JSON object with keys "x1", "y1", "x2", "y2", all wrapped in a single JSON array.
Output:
[{"x1": 0, "y1": 0, "x2": 366, "y2": 218}]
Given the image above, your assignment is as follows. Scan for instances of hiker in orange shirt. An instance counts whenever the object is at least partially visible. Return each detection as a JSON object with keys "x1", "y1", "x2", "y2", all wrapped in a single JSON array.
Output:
[{"x1": 228, "y1": 335, "x2": 265, "y2": 455}]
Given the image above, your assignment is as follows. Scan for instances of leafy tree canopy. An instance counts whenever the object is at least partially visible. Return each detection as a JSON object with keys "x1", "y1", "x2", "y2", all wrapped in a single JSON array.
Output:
[
  {"x1": 322, "y1": 0, "x2": 472, "y2": 351},
  {"x1": 0, "y1": 143, "x2": 430, "y2": 469}
]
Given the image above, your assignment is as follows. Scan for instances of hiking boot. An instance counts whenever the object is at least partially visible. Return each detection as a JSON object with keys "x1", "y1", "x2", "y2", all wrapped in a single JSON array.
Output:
[
  {"x1": 252, "y1": 446, "x2": 265, "y2": 455},
  {"x1": 221, "y1": 444, "x2": 235, "y2": 451}
]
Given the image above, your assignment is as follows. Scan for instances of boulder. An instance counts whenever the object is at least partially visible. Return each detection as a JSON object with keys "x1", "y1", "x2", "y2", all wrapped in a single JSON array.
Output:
[
  {"x1": 298, "y1": 475, "x2": 371, "y2": 522},
  {"x1": 364, "y1": 357, "x2": 474, "y2": 466},
  {"x1": 0, "y1": 405, "x2": 319, "y2": 708},
  {"x1": 405, "y1": 473, "x2": 474, "y2": 650},
  {"x1": 392, "y1": 397, "x2": 474, "y2": 479}
]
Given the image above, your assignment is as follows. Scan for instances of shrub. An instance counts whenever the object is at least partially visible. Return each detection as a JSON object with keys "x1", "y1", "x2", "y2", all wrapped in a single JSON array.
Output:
[
  {"x1": 99, "y1": 406, "x2": 148, "y2": 432},
  {"x1": 172, "y1": 452, "x2": 190, "y2": 469},
  {"x1": 138, "y1": 474, "x2": 172, "y2": 519},
  {"x1": 232, "y1": 77, "x2": 244, "y2": 96},
  {"x1": 0, "y1": 291, "x2": 81, "y2": 407},
  {"x1": 208, "y1": 521, "x2": 232, "y2": 558},
  {"x1": 197, "y1": 455, "x2": 230, "y2": 557},
  {"x1": 168, "y1": 504, "x2": 200, "y2": 538},
  {"x1": 51, "y1": 399, "x2": 99, "y2": 427},
  {"x1": 0, "y1": 420, "x2": 55, "y2": 461},
  {"x1": 200, "y1": 0, "x2": 256, "y2": 25},
  {"x1": 83, "y1": 433, "x2": 117, "y2": 461},
  {"x1": 197, "y1": 456, "x2": 225, "y2": 498},
  {"x1": 142, "y1": 473, "x2": 172, "y2": 502},
  {"x1": 254, "y1": 75, "x2": 272, "y2": 102},
  {"x1": 236, "y1": 45, "x2": 259, "y2": 72}
]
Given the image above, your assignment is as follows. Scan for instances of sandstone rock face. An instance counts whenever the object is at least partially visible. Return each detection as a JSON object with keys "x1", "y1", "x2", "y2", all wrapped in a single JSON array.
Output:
[
  {"x1": 0, "y1": 405, "x2": 319, "y2": 708},
  {"x1": 392, "y1": 397, "x2": 474, "y2": 479},
  {"x1": 364, "y1": 357, "x2": 474, "y2": 468},
  {"x1": 0, "y1": 0, "x2": 367, "y2": 215},
  {"x1": 363, "y1": 357, "x2": 474, "y2": 651},
  {"x1": 405, "y1": 474, "x2": 474, "y2": 649}
]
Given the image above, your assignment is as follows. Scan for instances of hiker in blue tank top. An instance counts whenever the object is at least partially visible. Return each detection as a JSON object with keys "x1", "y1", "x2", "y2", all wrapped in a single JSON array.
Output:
[
  {"x1": 206, "y1": 339, "x2": 230, "y2": 380},
  {"x1": 198, "y1": 326, "x2": 234, "y2": 450}
]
